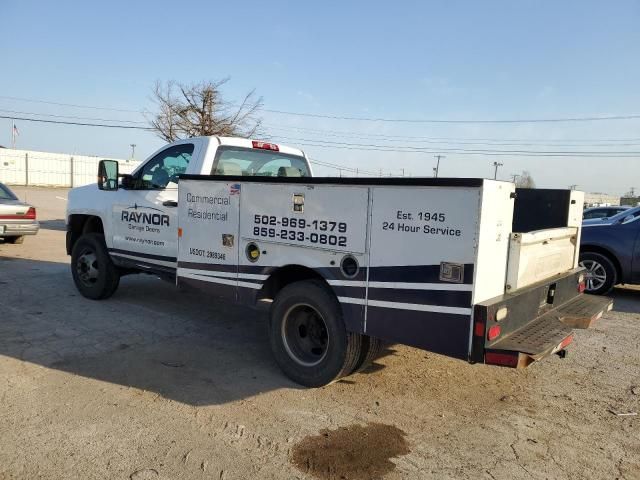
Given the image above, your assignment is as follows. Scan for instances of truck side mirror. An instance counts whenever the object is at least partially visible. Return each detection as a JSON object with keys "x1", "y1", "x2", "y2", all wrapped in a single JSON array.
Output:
[
  {"x1": 98, "y1": 160, "x2": 119, "y2": 191},
  {"x1": 622, "y1": 214, "x2": 635, "y2": 224}
]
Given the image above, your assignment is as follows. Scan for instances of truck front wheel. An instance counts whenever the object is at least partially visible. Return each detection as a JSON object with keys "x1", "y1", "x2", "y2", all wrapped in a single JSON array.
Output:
[
  {"x1": 71, "y1": 233, "x2": 120, "y2": 300},
  {"x1": 269, "y1": 280, "x2": 362, "y2": 387}
]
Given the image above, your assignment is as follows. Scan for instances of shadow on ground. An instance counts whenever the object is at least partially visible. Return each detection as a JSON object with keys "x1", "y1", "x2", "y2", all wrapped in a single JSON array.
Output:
[
  {"x1": 0, "y1": 255, "x2": 389, "y2": 406},
  {"x1": 610, "y1": 286, "x2": 640, "y2": 314},
  {"x1": 38, "y1": 219, "x2": 66, "y2": 231}
]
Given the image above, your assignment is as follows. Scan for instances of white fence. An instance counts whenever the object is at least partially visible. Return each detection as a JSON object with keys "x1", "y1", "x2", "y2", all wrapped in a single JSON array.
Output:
[{"x1": 0, "y1": 148, "x2": 141, "y2": 188}]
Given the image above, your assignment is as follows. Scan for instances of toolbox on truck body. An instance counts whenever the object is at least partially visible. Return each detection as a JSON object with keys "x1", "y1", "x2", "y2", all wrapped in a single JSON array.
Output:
[{"x1": 175, "y1": 175, "x2": 611, "y2": 367}]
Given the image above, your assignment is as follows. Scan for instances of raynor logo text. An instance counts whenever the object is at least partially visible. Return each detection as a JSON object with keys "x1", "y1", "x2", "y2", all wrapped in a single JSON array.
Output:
[{"x1": 121, "y1": 210, "x2": 170, "y2": 226}]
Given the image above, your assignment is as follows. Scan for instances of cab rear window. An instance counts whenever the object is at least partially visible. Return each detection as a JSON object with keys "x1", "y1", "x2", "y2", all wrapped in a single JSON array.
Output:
[{"x1": 212, "y1": 147, "x2": 309, "y2": 177}]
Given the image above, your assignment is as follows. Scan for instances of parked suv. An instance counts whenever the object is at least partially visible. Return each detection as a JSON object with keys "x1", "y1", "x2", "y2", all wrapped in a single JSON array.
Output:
[{"x1": 579, "y1": 206, "x2": 640, "y2": 294}]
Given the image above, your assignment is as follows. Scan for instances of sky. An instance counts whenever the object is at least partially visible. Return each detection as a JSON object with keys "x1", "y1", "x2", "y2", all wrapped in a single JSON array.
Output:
[{"x1": 1, "y1": 0, "x2": 639, "y2": 194}]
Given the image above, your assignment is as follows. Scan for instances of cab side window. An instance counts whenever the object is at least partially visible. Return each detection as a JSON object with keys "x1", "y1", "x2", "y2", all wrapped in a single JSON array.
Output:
[{"x1": 135, "y1": 144, "x2": 194, "y2": 189}]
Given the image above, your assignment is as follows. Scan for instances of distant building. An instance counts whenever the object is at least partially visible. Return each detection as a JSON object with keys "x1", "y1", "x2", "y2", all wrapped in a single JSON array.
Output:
[
  {"x1": 621, "y1": 196, "x2": 640, "y2": 207},
  {"x1": 583, "y1": 192, "x2": 620, "y2": 207},
  {"x1": 0, "y1": 147, "x2": 139, "y2": 188}
]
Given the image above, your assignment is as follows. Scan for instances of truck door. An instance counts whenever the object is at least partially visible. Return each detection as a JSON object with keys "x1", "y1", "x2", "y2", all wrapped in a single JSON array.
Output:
[{"x1": 110, "y1": 142, "x2": 196, "y2": 273}]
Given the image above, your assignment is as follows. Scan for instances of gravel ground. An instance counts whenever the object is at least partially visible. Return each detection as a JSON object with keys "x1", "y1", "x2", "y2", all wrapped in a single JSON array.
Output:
[{"x1": 0, "y1": 187, "x2": 638, "y2": 480}]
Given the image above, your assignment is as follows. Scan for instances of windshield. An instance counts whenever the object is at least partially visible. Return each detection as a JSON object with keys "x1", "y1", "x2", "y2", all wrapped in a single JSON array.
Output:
[
  {"x1": 607, "y1": 206, "x2": 640, "y2": 222},
  {"x1": 213, "y1": 147, "x2": 310, "y2": 177},
  {"x1": 0, "y1": 183, "x2": 17, "y2": 200}
]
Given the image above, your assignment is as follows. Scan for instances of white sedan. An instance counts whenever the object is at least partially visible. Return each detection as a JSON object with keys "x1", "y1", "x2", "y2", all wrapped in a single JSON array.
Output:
[{"x1": 0, "y1": 182, "x2": 39, "y2": 244}]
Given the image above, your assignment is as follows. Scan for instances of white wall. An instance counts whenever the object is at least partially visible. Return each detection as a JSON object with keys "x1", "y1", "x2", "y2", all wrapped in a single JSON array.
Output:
[{"x1": 0, "y1": 148, "x2": 140, "y2": 187}]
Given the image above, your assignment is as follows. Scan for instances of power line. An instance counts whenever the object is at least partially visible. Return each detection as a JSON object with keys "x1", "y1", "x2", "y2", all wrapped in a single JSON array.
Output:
[
  {"x1": 264, "y1": 124, "x2": 640, "y2": 147},
  {"x1": 6, "y1": 100, "x2": 640, "y2": 145},
  {"x1": 273, "y1": 135, "x2": 640, "y2": 157},
  {"x1": 0, "y1": 95, "x2": 145, "y2": 113},
  {"x1": 4, "y1": 115, "x2": 639, "y2": 158},
  {"x1": 0, "y1": 115, "x2": 151, "y2": 130},
  {"x1": 0, "y1": 115, "x2": 385, "y2": 175},
  {"x1": 261, "y1": 108, "x2": 640, "y2": 124},
  {"x1": 4, "y1": 94, "x2": 640, "y2": 124},
  {"x1": 0, "y1": 108, "x2": 147, "y2": 124},
  {"x1": 6, "y1": 107, "x2": 640, "y2": 148}
]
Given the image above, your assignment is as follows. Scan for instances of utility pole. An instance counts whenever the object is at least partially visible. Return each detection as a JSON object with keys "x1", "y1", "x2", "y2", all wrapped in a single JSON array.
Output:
[
  {"x1": 11, "y1": 120, "x2": 17, "y2": 149},
  {"x1": 568, "y1": 184, "x2": 578, "y2": 190},
  {"x1": 510, "y1": 173, "x2": 521, "y2": 184},
  {"x1": 130, "y1": 144, "x2": 137, "y2": 159},
  {"x1": 434, "y1": 155, "x2": 445, "y2": 178},
  {"x1": 492, "y1": 161, "x2": 503, "y2": 179}
]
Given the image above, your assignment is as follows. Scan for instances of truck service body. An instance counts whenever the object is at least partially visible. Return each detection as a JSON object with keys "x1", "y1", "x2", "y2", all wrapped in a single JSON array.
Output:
[{"x1": 66, "y1": 136, "x2": 612, "y2": 386}]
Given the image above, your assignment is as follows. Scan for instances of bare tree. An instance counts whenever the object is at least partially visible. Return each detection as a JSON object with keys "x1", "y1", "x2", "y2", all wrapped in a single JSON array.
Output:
[
  {"x1": 148, "y1": 79, "x2": 264, "y2": 142},
  {"x1": 515, "y1": 170, "x2": 536, "y2": 188}
]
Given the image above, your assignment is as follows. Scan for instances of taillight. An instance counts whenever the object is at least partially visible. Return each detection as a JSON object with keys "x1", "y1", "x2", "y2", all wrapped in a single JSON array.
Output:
[
  {"x1": 487, "y1": 325, "x2": 501, "y2": 341},
  {"x1": 252, "y1": 140, "x2": 279, "y2": 151},
  {"x1": 485, "y1": 351, "x2": 519, "y2": 367},
  {"x1": 559, "y1": 334, "x2": 574, "y2": 350},
  {"x1": 0, "y1": 207, "x2": 36, "y2": 220}
]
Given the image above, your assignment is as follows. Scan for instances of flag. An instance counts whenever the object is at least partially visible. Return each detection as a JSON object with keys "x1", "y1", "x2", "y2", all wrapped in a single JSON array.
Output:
[{"x1": 12, "y1": 123, "x2": 19, "y2": 136}]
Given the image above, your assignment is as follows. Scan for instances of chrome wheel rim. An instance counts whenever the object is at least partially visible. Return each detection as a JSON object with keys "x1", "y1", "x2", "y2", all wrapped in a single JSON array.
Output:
[
  {"x1": 579, "y1": 259, "x2": 607, "y2": 292},
  {"x1": 77, "y1": 250, "x2": 99, "y2": 287},
  {"x1": 281, "y1": 303, "x2": 329, "y2": 367}
]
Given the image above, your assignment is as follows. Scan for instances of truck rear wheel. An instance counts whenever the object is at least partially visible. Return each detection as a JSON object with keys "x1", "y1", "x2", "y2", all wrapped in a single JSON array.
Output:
[
  {"x1": 269, "y1": 280, "x2": 362, "y2": 387},
  {"x1": 350, "y1": 335, "x2": 385, "y2": 374},
  {"x1": 71, "y1": 233, "x2": 120, "y2": 300}
]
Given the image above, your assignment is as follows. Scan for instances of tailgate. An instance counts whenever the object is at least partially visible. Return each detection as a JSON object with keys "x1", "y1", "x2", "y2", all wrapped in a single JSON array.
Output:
[
  {"x1": 471, "y1": 268, "x2": 613, "y2": 368},
  {"x1": 484, "y1": 294, "x2": 613, "y2": 367},
  {"x1": 506, "y1": 227, "x2": 578, "y2": 292}
]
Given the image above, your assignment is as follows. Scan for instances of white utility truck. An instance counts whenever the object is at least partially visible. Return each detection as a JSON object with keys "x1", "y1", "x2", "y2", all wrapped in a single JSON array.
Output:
[{"x1": 66, "y1": 136, "x2": 612, "y2": 386}]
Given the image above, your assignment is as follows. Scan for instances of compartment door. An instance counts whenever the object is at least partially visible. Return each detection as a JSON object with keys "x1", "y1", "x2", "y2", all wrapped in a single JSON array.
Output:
[{"x1": 176, "y1": 180, "x2": 241, "y2": 300}]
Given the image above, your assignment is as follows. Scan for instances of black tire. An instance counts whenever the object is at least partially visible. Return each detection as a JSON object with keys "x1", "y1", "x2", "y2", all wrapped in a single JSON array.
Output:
[
  {"x1": 579, "y1": 252, "x2": 617, "y2": 295},
  {"x1": 269, "y1": 280, "x2": 362, "y2": 387},
  {"x1": 350, "y1": 335, "x2": 384, "y2": 374},
  {"x1": 71, "y1": 233, "x2": 120, "y2": 300},
  {"x1": 6, "y1": 236, "x2": 24, "y2": 244}
]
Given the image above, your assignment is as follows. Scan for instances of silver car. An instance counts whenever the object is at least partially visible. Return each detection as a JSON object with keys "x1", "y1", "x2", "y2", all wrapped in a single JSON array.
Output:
[{"x1": 0, "y1": 183, "x2": 39, "y2": 244}]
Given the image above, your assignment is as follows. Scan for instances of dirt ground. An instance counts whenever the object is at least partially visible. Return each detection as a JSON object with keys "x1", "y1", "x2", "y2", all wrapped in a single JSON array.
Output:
[{"x1": 0, "y1": 187, "x2": 639, "y2": 480}]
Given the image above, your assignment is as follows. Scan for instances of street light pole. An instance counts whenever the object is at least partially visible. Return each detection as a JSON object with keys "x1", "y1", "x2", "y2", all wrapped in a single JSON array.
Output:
[
  {"x1": 434, "y1": 155, "x2": 445, "y2": 178},
  {"x1": 130, "y1": 144, "x2": 137, "y2": 159},
  {"x1": 492, "y1": 161, "x2": 503, "y2": 179}
]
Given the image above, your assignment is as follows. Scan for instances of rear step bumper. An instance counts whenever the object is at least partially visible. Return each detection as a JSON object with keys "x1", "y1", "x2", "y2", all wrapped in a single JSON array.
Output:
[{"x1": 484, "y1": 294, "x2": 612, "y2": 368}]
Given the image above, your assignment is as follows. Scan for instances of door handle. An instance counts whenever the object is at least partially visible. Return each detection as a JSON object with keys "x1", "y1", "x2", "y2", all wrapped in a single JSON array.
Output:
[{"x1": 163, "y1": 200, "x2": 178, "y2": 207}]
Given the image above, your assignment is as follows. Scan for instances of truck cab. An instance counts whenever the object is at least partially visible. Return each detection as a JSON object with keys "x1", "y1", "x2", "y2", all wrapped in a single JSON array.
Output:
[{"x1": 66, "y1": 137, "x2": 311, "y2": 276}]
